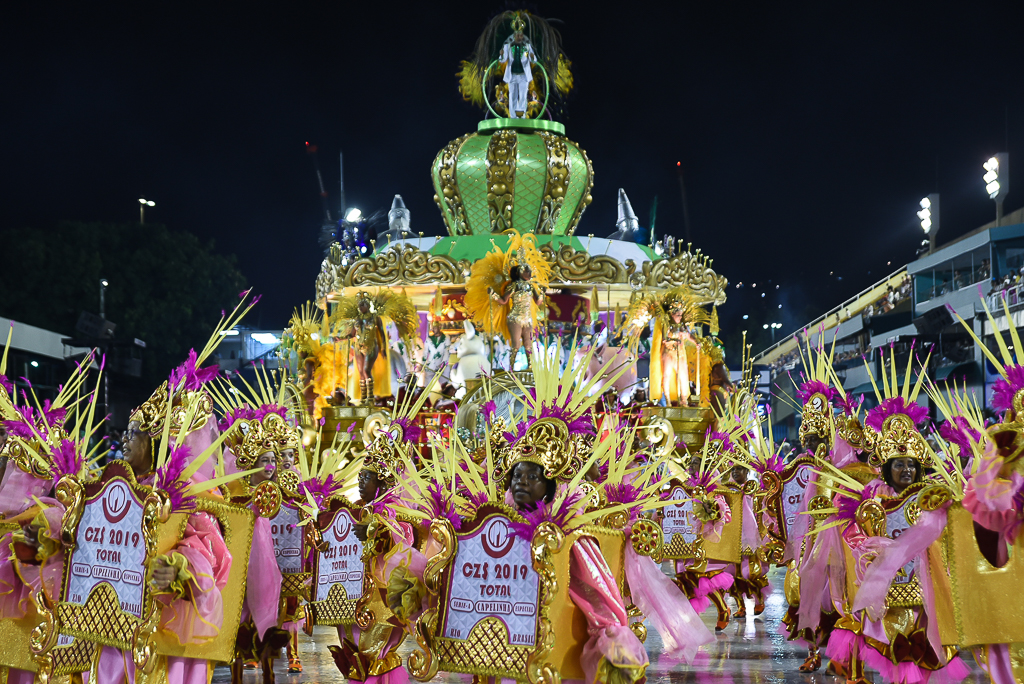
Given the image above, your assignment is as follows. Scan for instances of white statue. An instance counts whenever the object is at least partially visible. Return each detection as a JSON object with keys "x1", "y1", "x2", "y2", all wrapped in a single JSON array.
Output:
[{"x1": 451, "y1": 321, "x2": 491, "y2": 396}]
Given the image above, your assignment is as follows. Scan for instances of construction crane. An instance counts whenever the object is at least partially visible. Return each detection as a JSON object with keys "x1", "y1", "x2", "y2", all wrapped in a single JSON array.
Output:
[{"x1": 305, "y1": 142, "x2": 332, "y2": 223}]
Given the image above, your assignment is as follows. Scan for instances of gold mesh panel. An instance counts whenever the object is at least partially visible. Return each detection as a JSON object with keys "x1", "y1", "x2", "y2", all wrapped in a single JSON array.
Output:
[
  {"x1": 281, "y1": 572, "x2": 312, "y2": 599},
  {"x1": 885, "y1": 578, "x2": 923, "y2": 608},
  {"x1": 437, "y1": 618, "x2": 531, "y2": 677},
  {"x1": 306, "y1": 583, "x2": 358, "y2": 627},
  {"x1": 58, "y1": 583, "x2": 138, "y2": 649}
]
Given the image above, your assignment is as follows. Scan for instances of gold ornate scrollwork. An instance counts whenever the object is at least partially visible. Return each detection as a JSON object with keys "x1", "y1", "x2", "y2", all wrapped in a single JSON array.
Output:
[
  {"x1": 435, "y1": 135, "x2": 472, "y2": 236},
  {"x1": 539, "y1": 244, "x2": 629, "y2": 284},
  {"x1": 55, "y1": 476, "x2": 84, "y2": 549},
  {"x1": 527, "y1": 522, "x2": 564, "y2": 684},
  {"x1": 409, "y1": 518, "x2": 456, "y2": 681},
  {"x1": 856, "y1": 499, "x2": 887, "y2": 537},
  {"x1": 344, "y1": 244, "x2": 471, "y2": 289},
  {"x1": 644, "y1": 249, "x2": 729, "y2": 304},
  {"x1": 904, "y1": 498, "x2": 921, "y2": 527},
  {"x1": 640, "y1": 416, "x2": 675, "y2": 460},
  {"x1": 133, "y1": 490, "x2": 169, "y2": 672},
  {"x1": 354, "y1": 600, "x2": 376, "y2": 631},
  {"x1": 536, "y1": 133, "x2": 568, "y2": 235},
  {"x1": 486, "y1": 130, "x2": 517, "y2": 233},
  {"x1": 131, "y1": 600, "x2": 161, "y2": 673},
  {"x1": 29, "y1": 586, "x2": 58, "y2": 657},
  {"x1": 305, "y1": 519, "x2": 327, "y2": 553}
]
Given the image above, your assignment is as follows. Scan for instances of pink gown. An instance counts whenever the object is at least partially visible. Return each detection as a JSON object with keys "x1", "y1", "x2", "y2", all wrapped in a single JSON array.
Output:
[{"x1": 569, "y1": 537, "x2": 649, "y2": 684}]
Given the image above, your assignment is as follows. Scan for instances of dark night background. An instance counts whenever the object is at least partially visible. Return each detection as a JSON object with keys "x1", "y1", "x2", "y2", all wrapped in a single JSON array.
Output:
[{"x1": 3, "y1": 1, "x2": 1023, "y2": 358}]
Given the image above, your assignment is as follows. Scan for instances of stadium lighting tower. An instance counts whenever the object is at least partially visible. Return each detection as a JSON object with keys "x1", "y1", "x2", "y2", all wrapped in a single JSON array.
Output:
[
  {"x1": 983, "y1": 154, "x2": 1009, "y2": 224},
  {"x1": 918, "y1": 193, "x2": 939, "y2": 252}
]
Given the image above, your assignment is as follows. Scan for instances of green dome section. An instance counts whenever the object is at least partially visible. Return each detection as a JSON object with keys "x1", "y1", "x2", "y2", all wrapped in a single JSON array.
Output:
[{"x1": 431, "y1": 124, "x2": 593, "y2": 237}]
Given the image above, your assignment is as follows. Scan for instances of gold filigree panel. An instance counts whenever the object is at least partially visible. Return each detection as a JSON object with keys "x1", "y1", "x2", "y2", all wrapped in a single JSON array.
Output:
[
  {"x1": 644, "y1": 250, "x2": 729, "y2": 304},
  {"x1": 317, "y1": 243, "x2": 727, "y2": 300}
]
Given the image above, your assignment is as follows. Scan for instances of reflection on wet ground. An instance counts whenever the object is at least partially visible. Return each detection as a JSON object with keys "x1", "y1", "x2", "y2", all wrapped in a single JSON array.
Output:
[{"x1": 215, "y1": 568, "x2": 988, "y2": 683}]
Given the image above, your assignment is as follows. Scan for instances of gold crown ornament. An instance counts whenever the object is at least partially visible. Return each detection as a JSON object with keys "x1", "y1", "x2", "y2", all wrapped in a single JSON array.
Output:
[
  {"x1": 861, "y1": 343, "x2": 932, "y2": 469},
  {"x1": 129, "y1": 380, "x2": 214, "y2": 440}
]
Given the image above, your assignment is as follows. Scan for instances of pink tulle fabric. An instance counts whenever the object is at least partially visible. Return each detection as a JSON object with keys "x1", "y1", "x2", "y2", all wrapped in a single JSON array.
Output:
[
  {"x1": 569, "y1": 537, "x2": 648, "y2": 683},
  {"x1": 97, "y1": 647, "x2": 211, "y2": 684},
  {"x1": 0, "y1": 532, "x2": 32, "y2": 619},
  {"x1": 624, "y1": 546, "x2": 712, "y2": 663},
  {"x1": 796, "y1": 517, "x2": 847, "y2": 633},
  {"x1": 241, "y1": 516, "x2": 282, "y2": 639},
  {"x1": 0, "y1": 467, "x2": 52, "y2": 517},
  {"x1": 178, "y1": 418, "x2": 221, "y2": 485},
  {"x1": 740, "y1": 495, "x2": 761, "y2": 551},
  {"x1": 982, "y1": 643, "x2": 1017, "y2": 684},
  {"x1": 852, "y1": 508, "x2": 948, "y2": 621},
  {"x1": 158, "y1": 511, "x2": 231, "y2": 643},
  {"x1": 962, "y1": 444, "x2": 1024, "y2": 543},
  {"x1": 831, "y1": 436, "x2": 860, "y2": 469}
]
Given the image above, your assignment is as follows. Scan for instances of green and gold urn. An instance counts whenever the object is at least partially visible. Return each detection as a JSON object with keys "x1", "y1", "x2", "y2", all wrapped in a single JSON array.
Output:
[{"x1": 431, "y1": 119, "x2": 594, "y2": 237}]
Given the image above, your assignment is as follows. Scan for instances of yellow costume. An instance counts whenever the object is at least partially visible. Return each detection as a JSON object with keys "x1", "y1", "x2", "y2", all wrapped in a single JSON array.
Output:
[
  {"x1": 623, "y1": 288, "x2": 712, "y2": 405},
  {"x1": 331, "y1": 290, "x2": 418, "y2": 402},
  {"x1": 464, "y1": 229, "x2": 551, "y2": 340}
]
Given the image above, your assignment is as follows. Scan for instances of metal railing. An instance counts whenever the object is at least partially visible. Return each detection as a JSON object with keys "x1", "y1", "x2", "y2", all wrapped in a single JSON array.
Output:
[
  {"x1": 989, "y1": 281, "x2": 1024, "y2": 310},
  {"x1": 753, "y1": 266, "x2": 908, "y2": 362}
]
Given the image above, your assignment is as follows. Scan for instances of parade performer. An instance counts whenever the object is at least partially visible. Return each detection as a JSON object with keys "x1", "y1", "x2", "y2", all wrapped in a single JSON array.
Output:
[
  {"x1": 926, "y1": 297, "x2": 1024, "y2": 684},
  {"x1": 478, "y1": 343, "x2": 669, "y2": 681},
  {"x1": 332, "y1": 289, "x2": 418, "y2": 405},
  {"x1": 0, "y1": 344, "x2": 97, "y2": 684},
  {"x1": 326, "y1": 385, "x2": 435, "y2": 684},
  {"x1": 714, "y1": 390, "x2": 772, "y2": 620},
  {"x1": 671, "y1": 428, "x2": 739, "y2": 631},
  {"x1": 88, "y1": 296, "x2": 257, "y2": 684},
  {"x1": 824, "y1": 349, "x2": 970, "y2": 684},
  {"x1": 622, "y1": 288, "x2": 710, "y2": 406},
  {"x1": 456, "y1": 10, "x2": 573, "y2": 120},
  {"x1": 210, "y1": 362, "x2": 313, "y2": 679},
  {"x1": 465, "y1": 230, "x2": 551, "y2": 371},
  {"x1": 780, "y1": 337, "x2": 845, "y2": 673}
]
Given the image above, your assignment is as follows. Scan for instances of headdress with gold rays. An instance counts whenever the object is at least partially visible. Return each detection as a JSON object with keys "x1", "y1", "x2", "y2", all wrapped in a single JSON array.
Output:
[{"x1": 861, "y1": 342, "x2": 932, "y2": 469}]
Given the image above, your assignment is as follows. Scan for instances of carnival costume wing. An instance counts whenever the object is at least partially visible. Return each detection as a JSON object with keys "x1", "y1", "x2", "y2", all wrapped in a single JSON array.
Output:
[
  {"x1": 465, "y1": 248, "x2": 512, "y2": 339},
  {"x1": 466, "y1": 230, "x2": 552, "y2": 337}
]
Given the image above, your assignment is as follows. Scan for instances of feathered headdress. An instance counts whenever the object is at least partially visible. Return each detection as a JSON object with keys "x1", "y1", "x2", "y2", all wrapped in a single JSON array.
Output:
[
  {"x1": 491, "y1": 339, "x2": 631, "y2": 487},
  {"x1": 947, "y1": 294, "x2": 1024, "y2": 419},
  {"x1": 130, "y1": 293, "x2": 256, "y2": 441},
  {"x1": 861, "y1": 342, "x2": 932, "y2": 468},
  {"x1": 362, "y1": 373, "x2": 440, "y2": 490}
]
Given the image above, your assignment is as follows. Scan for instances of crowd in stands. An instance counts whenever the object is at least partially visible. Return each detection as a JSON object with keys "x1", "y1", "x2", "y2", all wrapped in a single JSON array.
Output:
[{"x1": 863, "y1": 274, "x2": 912, "y2": 319}]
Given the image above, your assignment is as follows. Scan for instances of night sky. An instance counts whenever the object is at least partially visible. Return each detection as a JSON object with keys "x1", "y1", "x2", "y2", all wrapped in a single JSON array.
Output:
[{"x1": 3, "y1": 1, "x2": 1023, "y2": 350}]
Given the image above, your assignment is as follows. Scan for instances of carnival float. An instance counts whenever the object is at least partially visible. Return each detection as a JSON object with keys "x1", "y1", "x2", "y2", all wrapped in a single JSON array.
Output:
[{"x1": 3, "y1": 10, "x2": 1020, "y2": 684}]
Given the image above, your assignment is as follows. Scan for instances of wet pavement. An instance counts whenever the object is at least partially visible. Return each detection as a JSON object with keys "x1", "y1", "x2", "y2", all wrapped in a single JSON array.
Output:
[{"x1": 215, "y1": 568, "x2": 988, "y2": 683}]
